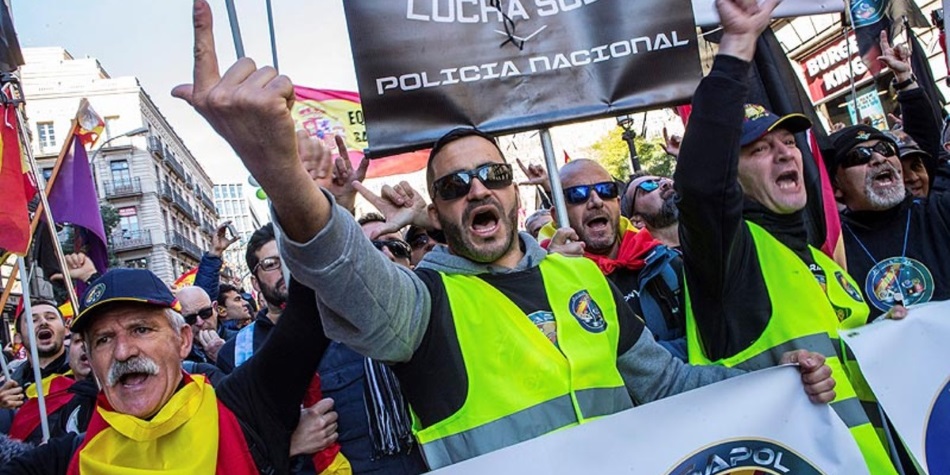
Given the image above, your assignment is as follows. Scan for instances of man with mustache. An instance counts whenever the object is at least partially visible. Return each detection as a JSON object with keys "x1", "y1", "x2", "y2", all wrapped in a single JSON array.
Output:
[
  {"x1": 547, "y1": 160, "x2": 687, "y2": 360},
  {"x1": 1, "y1": 267, "x2": 335, "y2": 473},
  {"x1": 168, "y1": 1, "x2": 839, "y2": 467},
  {"x1": 675, "y1": 0, "x2": 905, "y2": 472}
]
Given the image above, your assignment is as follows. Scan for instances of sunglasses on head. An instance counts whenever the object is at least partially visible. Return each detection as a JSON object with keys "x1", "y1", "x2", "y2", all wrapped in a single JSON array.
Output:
[
  {"x1": 432, "y1": 163, "x2": 513, "y2": 201},
  {"x1": 635, "y1": 179, "x2": 661, "y2": 194},
  {"x1": 372, "y1": 239, "x2": 412, "y2": 260},
  {"x1": 843, "y1": 141, "x2": 898, "y2": 168},
  {"x1": 253, "y1": 256, "x2": 281, "y2": 274},
  {"x1": 563, "y1": 181, "x2": 620, "y2": 205},
  {"x1": 183, "y1": 307, "x2": 214, "y2": 325}
]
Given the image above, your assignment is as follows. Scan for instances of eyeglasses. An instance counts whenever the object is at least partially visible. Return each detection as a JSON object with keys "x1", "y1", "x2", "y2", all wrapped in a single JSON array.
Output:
[
  {"x1": 183, "y1": 307, "x2": 214, "y2": 325},
  {"x1": 635, "y1": 179, "x2": 661, "y2": 194},
  {"x1": 843, "y1": 141, "x2": 898, "y2": 168},
  {"x1": 372, "y1": 239, "x2": 412, "y2": 260},
  {"x1": 408, "y1": 233, "x2": 430, "y2": 250},
  {"x1": 432, "y1": 163, "x2": 513, "y2": 201},
  {"x1": 563, "y1": 181, "x2": 620, "y2": 205},
  {"x1": 253, "y1": 256, "x2": 281, "y2": 274}
]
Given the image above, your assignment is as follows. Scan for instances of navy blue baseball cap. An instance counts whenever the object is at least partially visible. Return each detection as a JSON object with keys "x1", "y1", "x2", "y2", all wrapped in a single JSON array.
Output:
[
  {"x1": 740, "y1": 104, "x2": 812, "y2": 147},
  {"x1": 72, "y1": 268, "x2": 180, "y2": 332}
]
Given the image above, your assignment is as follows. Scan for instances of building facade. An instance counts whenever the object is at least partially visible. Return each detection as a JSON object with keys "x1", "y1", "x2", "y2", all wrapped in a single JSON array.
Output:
[
  {"x1": 21, "y1": 47, "x2": 218, "y2": 284},
  {"x1": 213, "y1": 183, "x2": 263, "y2": 288}
]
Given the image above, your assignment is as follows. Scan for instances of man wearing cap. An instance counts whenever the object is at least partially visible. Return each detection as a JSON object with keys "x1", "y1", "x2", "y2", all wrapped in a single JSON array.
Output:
[
  {"x1": 828, "y1": 126, "x2": 950, "y2": 320},
  {"x1": 1, "y1": 267, "x2": 332, "y2": 474},
  {"x1": 674, "y1": 0, "x2": 898, "y2": 473}
]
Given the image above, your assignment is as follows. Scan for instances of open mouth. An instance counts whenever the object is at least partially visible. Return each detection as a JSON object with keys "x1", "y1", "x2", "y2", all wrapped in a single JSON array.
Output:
[
  {"x1": 872, "y1": 169, "x2": 897, "y2": 187},
  {"x1": 36, "y1": 329, "x2": 53, "y2": 342},
  {"x1": 585, "y1": 216, "x2": 610, "y2": 233},
  {"x1": 119, "y1": 372, "x2": 150, "y2": 388},
  {"x1": 469, "y1": 207, "x2": 500, "y2": 236},
  {"x1": 775, "y1": 170, "x2": 799, "y2": 190}
]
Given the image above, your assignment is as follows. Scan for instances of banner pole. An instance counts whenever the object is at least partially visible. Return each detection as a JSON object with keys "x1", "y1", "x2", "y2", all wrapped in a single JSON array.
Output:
[
  {"x1": 265, "y1": 0, "x2": 279, "y2": 72},
  {"x1": 843, "y1": 0, "x2": 862, "y2": 125},
  {"x1": 539, "y1": 129, "x2": 568, "y2": 229},
  {"x1": 16, "y1": 256, "x2": 51, "y2": 443},
  {"x1": 224, "y1": 0, "x2": 246, "y2": 59}
]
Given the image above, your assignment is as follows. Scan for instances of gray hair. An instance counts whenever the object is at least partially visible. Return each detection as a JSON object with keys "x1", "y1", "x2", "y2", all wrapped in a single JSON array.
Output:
[{"x1": 164, "y1": 308, "x2": 186, "y2": 333}]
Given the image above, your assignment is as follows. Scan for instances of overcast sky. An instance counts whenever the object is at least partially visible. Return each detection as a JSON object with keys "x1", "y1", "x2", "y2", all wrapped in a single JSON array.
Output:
[{"x1": 12, "y1": 0, "x2": 359, "y2": 188}]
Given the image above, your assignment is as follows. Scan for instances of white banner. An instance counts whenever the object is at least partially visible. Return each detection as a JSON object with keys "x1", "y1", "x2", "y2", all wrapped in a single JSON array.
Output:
[
  {"x1": 432, "y1": 366, "x2": 868, "y2": 474},
  {"x1": 840, "y1": 301, "x2": 950, "y2": 474},
  {"x1": 692, "y1": 0, "x2": 845, "y2": 27}
]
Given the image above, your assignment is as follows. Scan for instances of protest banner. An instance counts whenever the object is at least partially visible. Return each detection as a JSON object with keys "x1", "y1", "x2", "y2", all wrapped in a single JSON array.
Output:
[
  {"x1": 343, "y1": 0, "x2": 702, "y2": 156},
  {"x1": 840, "y1": 301, "x2": 950, "y2": 474},
  {"x1": 431, "y1": 366, "x2": 869, "y2": 474}
]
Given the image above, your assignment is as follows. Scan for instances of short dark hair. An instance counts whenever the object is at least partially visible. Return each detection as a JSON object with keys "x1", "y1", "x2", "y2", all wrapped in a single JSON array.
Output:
[
  {"x1": 217, "y1": 283, "x2": 239, "y2": 307},
  {"x1": 357, "y1": 212, "x2": 386, "y2": 227},
  {"x1": 16, "y1": 299, "x2": 63, "y2": 334},
  {"x1": 245, "y1": 223, "x2": 276, "y2": 275},
  {"x1": 426, "y1": 128, "x2": 505, "y2": 197}
]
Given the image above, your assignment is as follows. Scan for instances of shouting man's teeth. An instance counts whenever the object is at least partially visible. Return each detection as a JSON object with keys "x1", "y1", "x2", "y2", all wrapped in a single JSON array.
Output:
[
  {"x1": 587, "y1": 217, "x2": 609, "y2": 231},
  {"x1": 472, "y1": 211, "x2": 498, "y2": 232},
  {"x1": 776, "y1": 171, "x2": 798, "y2": 190}
]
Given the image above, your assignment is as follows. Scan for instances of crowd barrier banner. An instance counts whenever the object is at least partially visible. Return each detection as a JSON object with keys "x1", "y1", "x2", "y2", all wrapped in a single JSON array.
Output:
[
  {"x1": 840, "y1": 300, "x2": 950, "y2": 474},
  {"x1": 431, "y1": 366, "x2": 869, "y2": 474},
  {"x1": 692, "y1": 0, "x2": 844, "y2": 27},
  {"x1": 342, "y1": 0, "x2": 701, "y2": 156}
]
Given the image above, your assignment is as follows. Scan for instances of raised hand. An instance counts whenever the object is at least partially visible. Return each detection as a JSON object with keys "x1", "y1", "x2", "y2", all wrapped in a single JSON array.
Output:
[
  {"x1": 329, "y1": 135, "x2": 370, "y2": 214},
  {"x1": 662, "y1": 127, "x2": 681, "y2": 158},
  {"x1": 353, "y1": 181, "x2": 429, "y2": 239},
  {"x1": 547, "y1": 227, "x2": 586, "y2": 257},
  {"x1": 716, "y1": 0, "x2": 782, "y2": 62},
  {"x1": 516, "y1": 158, "x2": 551, "y2": 194},
  {"x1": 879, "y1": 30, "x2": 915, "y2": 86},
  {"x1": 211, "y1": 221, "x2": 240, "y2": 257}
]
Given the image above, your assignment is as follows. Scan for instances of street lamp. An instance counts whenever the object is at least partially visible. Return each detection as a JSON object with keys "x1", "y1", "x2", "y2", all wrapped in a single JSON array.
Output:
[
  {"x1": 616, "y1": 114, "x2": 642, "y2": 174},
  {"x1": 89, "y1": 126, "x2": 149, "y2": 195}
]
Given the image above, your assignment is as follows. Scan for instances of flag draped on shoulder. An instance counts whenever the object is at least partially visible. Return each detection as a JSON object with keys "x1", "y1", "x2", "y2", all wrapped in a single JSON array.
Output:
[
  {"x1": 292, "y1": 87, "x2": 429, "y2": 178},
  {"x1": 0, "y1": 104, "x2": 32, "y2": 255}
]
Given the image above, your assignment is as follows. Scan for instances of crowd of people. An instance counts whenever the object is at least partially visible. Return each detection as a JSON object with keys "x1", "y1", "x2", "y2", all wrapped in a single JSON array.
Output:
[{"x1": 0, "y1": 0, "x2": 947, "y2": 473}]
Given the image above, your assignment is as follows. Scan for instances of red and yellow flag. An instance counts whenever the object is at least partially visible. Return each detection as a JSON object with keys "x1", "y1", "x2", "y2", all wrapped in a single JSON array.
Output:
[
  {"x1": 75, "y1": 98, "x2": 104, "y2": 147},
  {"x1": 0, "y1": 104, "x2": 31, "y2": 255},
  {"x1": 172, "y1": 267, "x2": 198, "y2": 290},
  {"x1": 292, "y1": 87, "x2": 428, "y2": 179}
]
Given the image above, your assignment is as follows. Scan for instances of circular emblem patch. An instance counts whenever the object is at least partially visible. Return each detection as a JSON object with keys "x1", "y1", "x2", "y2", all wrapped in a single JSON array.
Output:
[
  {"x1": 864, "y1": 257, "x2": 934, "y2": 311},
  {"x1": 666, "y1": 439, "x2": 823, "y2": 475},
  {"x1": 84, "y1": 283, "x2": 107, "y2": 306},
  {"x1": 568, "y1": 290, "x2": 606, "y2": 333},
  {"x1": 925, "y1": 378, "x2": 950, "y2": 474},
  {"x1": 834, "y1": 271, "x2": 864, "y2": 303}
]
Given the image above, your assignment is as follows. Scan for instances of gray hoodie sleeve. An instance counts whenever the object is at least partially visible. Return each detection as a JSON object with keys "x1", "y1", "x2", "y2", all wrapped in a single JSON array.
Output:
[
  {"x1": 620, "y1": 327, "x2": 745, "y2": 405},
  {"x1": 271, "y1": 192, "x2": 431, "y2": 363}
]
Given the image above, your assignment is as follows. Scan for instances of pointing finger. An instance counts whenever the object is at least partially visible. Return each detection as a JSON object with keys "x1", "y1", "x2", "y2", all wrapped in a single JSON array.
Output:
[{"x1": 191, "y1": 0, "x2": 221, "y2": 96}]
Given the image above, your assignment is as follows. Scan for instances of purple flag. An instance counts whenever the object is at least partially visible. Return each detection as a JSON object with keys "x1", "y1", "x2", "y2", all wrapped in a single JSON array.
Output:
[{"x1": 47, "y1": 134, "x2": 108, "y2": 274}]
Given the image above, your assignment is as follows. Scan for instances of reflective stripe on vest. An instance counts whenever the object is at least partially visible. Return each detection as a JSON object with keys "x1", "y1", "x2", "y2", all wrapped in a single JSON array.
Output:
[
  {"x1": 418, "y1": 254, "x2": 630, "y2": 469},
  {"x1": 234, "y1": 322, "x2": 256, "y2": 368},
  {"x1": 685, "y1": 221, "x2": 896, "y2": 475}
]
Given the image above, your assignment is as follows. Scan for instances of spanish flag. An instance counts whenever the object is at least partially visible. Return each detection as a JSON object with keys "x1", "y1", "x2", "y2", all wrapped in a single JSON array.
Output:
[
  {"x1": 172, "y1": 267, "x2": 198, "y2": 290},
  {"x1": 293, "y1": 87, "x2": 428, "y2": 179},
  {"x1": 0, "y1": 104, "x2": 31, "y2": 255}
]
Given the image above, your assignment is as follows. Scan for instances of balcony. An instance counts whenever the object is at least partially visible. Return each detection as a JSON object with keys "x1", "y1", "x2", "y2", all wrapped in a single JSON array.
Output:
[
  {"x1": 103, "y1": 177, "x2": 143, "y2": 198},
  {"x1": 199, "y1": 190, "x2": 216, "y2": 211},
  {"x1": 167, "y1": 230, "x2": 202, "y2": 260},
  {"x1": 160, "y1": 182, "x2": 173, "y2": 202},
  {"x1": 163, "y1": 147, "x2": 186, "y2": 180},
  {"x1": 147, "y1": 136, "x2": 164, "y2": 158},
  {"x1": 171, "y1": 190, "x2": 198, "y2": 224},
  {"x1": 110, "y1": 229, "x2": 152, "y2": 252}
]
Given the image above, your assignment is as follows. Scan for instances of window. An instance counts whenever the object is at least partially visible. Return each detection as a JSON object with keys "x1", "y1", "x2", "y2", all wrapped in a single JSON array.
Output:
[
  {"x1": 118, "y1": 207, "x2": 140, "y2": 237},
  {"x1": 41, "y1": 167, "x2": 54, "y2": 185},
  {"x1": 124, "y1": 258, "x2": 149, "y2": 269},
  {"x1": 37, "y1": 122, "x2": 56, "y2": 148},
  {"x1": 104, "y1": 116, "x2": 120, "y2": 141},
  {"x1": 111, "y1": 160, "x2": 132, "y2": 187},
  {"x1": 229, "y1": 184, "x2": 237, "y2": 198},
  {"x1": 214, "y1": 187, "x2": 221, "y2": 198}
]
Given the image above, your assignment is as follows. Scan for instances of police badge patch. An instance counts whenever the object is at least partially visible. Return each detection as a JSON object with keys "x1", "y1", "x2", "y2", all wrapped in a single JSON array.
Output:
[{"x1": 568, "y1": 290, "x2": 606, "y2": 333}]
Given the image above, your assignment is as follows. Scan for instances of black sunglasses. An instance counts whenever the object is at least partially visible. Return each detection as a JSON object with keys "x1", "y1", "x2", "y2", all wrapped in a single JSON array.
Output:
[
  {"x1": 408, "y1": 233, "x2": 430, "y2": 250},
  {"x1": 563, "y1": 181, "x2": 620, "y2": 205},
  {"x1": 843, "y1": 141, "x2": 898, "y2": 168},
  {"x1": 432, "y1": 163, "x2": 513, "y2": 201},
  {"x1": 183, "y1": 307, "x2": 214, "y2": 325},
  {"x1": 372, "y1": 239, "x2": 412, "y2": 260}
]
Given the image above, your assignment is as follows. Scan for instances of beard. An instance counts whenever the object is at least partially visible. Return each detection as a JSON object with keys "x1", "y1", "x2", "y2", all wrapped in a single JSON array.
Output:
[
  {"x1": 641, "y1": 193, "x2": 680, "y2": 229},
  {"x1": 37, "y1": 340, "x2": 63, "y2": 358},
  {"x1": 439, "y1": 198, "x2": 520, "y2": 264},
  {"x1": 865, "y1": 163, "x2": 907, "y2": 210},
  {"x1": 260, "y1": 278, "x2": 288, "y2": 308}
]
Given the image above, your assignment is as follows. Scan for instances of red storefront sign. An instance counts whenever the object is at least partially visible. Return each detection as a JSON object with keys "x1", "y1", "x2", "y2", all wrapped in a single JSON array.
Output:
[{"x1": 799, "y1": 34, "x2": 871, "y2": 102}]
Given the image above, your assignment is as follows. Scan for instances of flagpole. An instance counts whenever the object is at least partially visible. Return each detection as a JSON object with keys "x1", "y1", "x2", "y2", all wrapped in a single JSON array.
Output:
[
  {"x1": 843, "y1": 0, "x2": 862, "y2": 125},
  {"x1": 16, "y1": 256, "x2": 51, "y2": 443},
  {"x1": 224, "y1": 0, "x2": 246, "y2": 59},
  {"x1": 15, "y1": 106, "x2": 82, "y2": 315},
  {"x1": 0, "y1": 257, "x2": 18, "y2": 324},
  {"x1": 539, "y1": 128, "x2": 568, "y2": 229},
  {"x1": 265, "y1": 0, "x2": 279, "y2": 72}
]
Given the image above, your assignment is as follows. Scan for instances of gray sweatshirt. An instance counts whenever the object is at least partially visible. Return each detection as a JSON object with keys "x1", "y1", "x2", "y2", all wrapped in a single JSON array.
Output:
[{"x1": 273, "y1": 193, "x2": 742, "y2": 405}]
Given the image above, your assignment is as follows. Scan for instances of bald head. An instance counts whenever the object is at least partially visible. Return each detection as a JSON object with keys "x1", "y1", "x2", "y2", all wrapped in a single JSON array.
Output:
[
  {"x1": 558, "y1": 159, "x2": 622, "y2": 257},
  {"x1": 559, "y1": 159, "x2": 611, "y2": 187},
  {"x1": 177, "y1": 286, "x2": 217, "y2": 331}
]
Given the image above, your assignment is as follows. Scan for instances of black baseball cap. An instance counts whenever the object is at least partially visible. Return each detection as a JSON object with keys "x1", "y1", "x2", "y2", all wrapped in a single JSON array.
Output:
[
  {"x1": 827, "y1": 125, "x2": 898, "y2": 176},
  {"x1": 72, "y1": 268, "x2": 179, "y2": 333}
]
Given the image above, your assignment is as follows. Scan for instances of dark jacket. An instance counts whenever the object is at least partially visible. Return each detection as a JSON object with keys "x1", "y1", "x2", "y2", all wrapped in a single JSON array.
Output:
[{"x1": 194, "y1": 252, "x2": 223, "y2": 303}]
